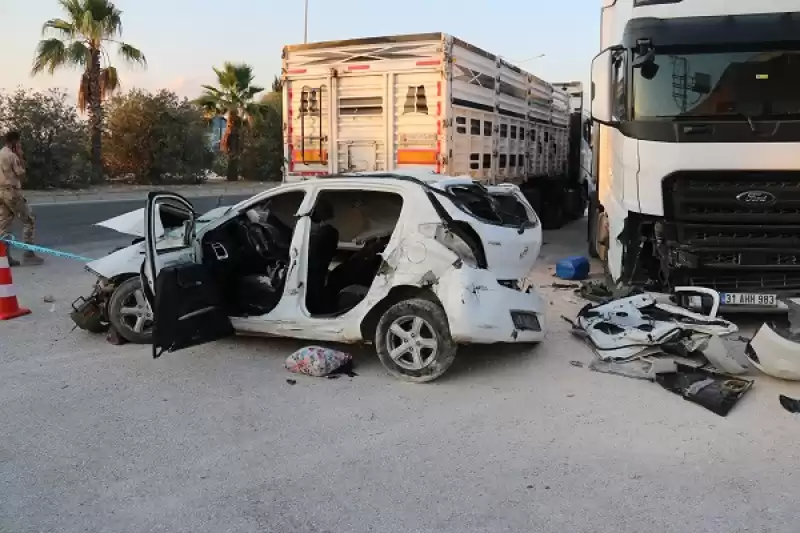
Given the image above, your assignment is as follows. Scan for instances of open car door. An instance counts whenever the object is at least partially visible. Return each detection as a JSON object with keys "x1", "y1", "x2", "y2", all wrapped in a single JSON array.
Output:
[{"x1": 141, "y1": 192, "x2": 234, "y2": 359}]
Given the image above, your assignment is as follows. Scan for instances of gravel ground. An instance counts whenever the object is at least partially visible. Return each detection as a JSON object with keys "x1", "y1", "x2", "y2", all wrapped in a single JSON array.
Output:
[{"x1": 2, "y1": 222, "x2": 800, "y2": 533}]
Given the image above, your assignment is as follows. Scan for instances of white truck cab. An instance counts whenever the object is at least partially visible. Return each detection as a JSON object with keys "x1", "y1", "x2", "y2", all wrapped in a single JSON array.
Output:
[{"x1": 589, "y1": 0, "x2": 800, "y2": 311}]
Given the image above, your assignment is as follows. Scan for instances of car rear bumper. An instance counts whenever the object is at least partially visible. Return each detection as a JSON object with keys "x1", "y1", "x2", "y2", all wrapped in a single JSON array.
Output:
[{"x1": 435, "y1": 267, "x2": 546, "y2": 344}]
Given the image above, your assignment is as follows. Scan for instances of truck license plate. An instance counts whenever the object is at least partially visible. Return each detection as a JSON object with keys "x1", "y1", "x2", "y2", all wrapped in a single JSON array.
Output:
[{"x1": 721, "y1": 293, "x2": 778, "y2": 306}]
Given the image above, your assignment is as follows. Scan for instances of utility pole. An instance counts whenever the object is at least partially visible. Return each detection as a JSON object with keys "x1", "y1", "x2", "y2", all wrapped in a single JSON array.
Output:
[{"x1": 304, "y1": 0, "x2": 309, "y2": 43}]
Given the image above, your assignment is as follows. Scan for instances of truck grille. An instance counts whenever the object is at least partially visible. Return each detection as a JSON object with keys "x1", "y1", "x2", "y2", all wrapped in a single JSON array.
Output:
[
  {"x1": 686, "y1": 273, "x2": 800, "y2": 292},
  {"x1": 663, "y1": 171, "x2": 800, "y2": 281},
  {"x1": 665, "y1": 172, "x2": 800, "y2": 224}
]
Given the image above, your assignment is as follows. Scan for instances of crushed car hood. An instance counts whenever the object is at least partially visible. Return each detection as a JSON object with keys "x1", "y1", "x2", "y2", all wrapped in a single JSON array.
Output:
[
  {"x1": 95, "y1": 206, "x2": 231, "y2": 238},
  {"x1": 96, "y1": 208, "x2": 158, "y2": 238},
  {"x1": 88, "y1": 205, "x2": 231, "y2": 280}
]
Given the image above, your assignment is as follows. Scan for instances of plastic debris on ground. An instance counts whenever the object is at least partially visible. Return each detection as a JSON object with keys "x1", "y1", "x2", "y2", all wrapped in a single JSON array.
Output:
[
  {"x1": 589, "y1": 356, "x2": 677, "y2": 381},
  {"x1": 655, "y1": 364, "x2": 753, "y2": 417},
  {"x1": 569, "y1": 288, "x2": 756, "y2": 415},
  {"x1": 285, "y1": 346, "x2": 355, "y2": 377},
  {"x1": 746, "y1": 322, "x2": 800, "y2": 381},
  {"x1": 573, "y1": 293, "x2": 738, "y2": 363},
  {"x1": 555, "y1": 256, "x2": 590, "y2": 281}
]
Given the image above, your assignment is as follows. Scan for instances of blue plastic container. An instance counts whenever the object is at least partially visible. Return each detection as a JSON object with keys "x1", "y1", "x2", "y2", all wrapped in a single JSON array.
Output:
[{"x1": 555, "y1": 256, "x2": 591, "y2": 281}]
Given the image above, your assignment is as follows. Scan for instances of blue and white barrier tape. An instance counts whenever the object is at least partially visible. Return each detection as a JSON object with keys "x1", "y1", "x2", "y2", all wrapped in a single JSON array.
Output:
[{"x1": 1, "y1": 237, "x2": 93, "y2": 262}]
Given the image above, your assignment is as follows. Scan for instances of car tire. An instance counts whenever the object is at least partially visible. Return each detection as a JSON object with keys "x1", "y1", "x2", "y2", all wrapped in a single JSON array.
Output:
[
  {"x1": 108, "y1": 277, "x2": 154, "y2": 344},
  {"x1": 375, "y1": 298, "x2": 457, "y2": 383}
]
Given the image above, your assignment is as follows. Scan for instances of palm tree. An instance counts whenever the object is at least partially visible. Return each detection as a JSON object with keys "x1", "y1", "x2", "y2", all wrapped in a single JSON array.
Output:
[
  {"x1": 271, "y1": 75, "x2": 283, "y2": 93},
  {"x1": 195, "y1": 63, "x2": 265, "y2": 182},
  {"x1": 32, "y1": 0, "x2": 146, "y2": 182}
]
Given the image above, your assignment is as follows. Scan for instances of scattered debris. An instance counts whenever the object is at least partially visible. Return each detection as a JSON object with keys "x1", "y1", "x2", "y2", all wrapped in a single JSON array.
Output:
[
  {"x1": 569, "y1": 360, "x2": 585, "y2": 368},
  {"x1": 779, "y1": 394, "x2": 800, "y2": 414},
  {"x1": 655, "y1": 364, "x2": 753, "y2": 417},
  {"x1": 285, "y1": 346, "x2": 354, "y2": 377},
  {"x1": 286, "y1": 379, "x2": 297, "y2": 386},
  {"x1": 578, "y1": 280, "x2": 615, "y2": 302},
  {"x1": 574, "y1": 293, "x2": 737, "y2": 362},
  {"x1": 571, "y1": 288, "x2": 756, "y2": 415},
  {"x1": 551, "y1": 282, "x2": 580, "y2": 290},
  {"x1": 43, "y1": 295, "x2": 55, "y2": 303},
  {"x1": 589, "y1": 357, "x2": 677, "y2": 381},
  {"x1": 555, "y1": 256, "x2": 590, "y2": 281},
  {"x1": 106, "y1": 326, "x2": 128, "y2": 346},
  {"x1": 698, "y1": 335, "x2": 749, "y2": 375},
  {"x1": 746, "y1": 323, "x2": 800, "y2": 381}
]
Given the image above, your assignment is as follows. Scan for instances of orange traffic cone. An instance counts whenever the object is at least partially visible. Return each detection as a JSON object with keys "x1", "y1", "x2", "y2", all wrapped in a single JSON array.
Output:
[{"x1": 0, "y1": 242, "x2": 30, "y2": 321}]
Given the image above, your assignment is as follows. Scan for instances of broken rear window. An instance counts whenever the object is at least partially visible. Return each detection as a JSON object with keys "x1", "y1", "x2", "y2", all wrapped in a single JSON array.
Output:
[{"x1": 444, "y1": 184, "x2": 528, "y2": 227}]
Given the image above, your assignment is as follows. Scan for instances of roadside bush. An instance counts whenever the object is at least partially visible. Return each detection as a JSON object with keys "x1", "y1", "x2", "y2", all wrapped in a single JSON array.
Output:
[
  {"x1": 0, "y1": 89, "x2": 91, "y2": 189},
  {"x1": 104, "y1": 89, "x2": 212, "y2": 184},
  {"x1": 239, "y1": 91, "x2": 284, "y2": 182}
]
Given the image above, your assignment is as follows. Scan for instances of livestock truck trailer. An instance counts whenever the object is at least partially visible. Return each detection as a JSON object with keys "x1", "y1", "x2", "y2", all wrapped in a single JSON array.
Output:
[{"x1": 281, "y1": 32, "x2": 591, "y2": 229}]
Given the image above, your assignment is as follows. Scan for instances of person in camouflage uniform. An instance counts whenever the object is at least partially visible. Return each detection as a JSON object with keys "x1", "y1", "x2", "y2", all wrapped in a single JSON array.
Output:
[{"x1": 0, "y1": 131, "x2": 43, "y2": 266}]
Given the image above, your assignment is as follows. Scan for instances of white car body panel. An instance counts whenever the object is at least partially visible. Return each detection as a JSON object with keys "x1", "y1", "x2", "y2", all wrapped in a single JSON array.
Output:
[{"x1": 86, "y1": 242, "x2": 145, "y2": 280}]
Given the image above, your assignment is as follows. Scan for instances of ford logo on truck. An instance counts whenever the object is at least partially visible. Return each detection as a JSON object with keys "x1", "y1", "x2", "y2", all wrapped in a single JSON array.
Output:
[{"x1": 736, "y1": 190, "x2": 777, "y2": 206}]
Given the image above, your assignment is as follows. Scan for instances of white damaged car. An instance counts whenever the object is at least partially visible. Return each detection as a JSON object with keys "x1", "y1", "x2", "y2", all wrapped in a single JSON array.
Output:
[{"x1": 71, "y1": 174, "x2": 546, "y2": 382}]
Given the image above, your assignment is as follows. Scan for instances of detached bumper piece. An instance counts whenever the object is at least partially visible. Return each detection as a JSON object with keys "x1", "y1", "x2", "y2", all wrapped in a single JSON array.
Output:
[{"x1": 746, "y1": 323, "x2": 800, "y2": 381}]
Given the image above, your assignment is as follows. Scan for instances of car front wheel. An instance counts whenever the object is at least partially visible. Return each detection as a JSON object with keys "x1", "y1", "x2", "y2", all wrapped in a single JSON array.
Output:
[
  {"x1": 108, "y1": 277, "x2": 154, "y2": 344},
  {"x1": 375, "y1": 298, "x2": 457, "y2": 383}
]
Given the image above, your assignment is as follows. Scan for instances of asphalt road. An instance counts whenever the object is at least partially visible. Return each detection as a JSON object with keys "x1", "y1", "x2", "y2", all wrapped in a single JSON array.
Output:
[
  {"x1": 3, "y1": 214, "x2": 800, "y2": 532},
  {"x1": 15, "y1": 195, "x2": 251, "y2": 249}
]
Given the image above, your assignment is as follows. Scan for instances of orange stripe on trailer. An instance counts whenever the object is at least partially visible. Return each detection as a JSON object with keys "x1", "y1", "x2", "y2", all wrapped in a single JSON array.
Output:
[
  {"x1": 287, "y1": 68, "x2": 307, "y2": 74},
  {"x1": 292, "y1": 149, "x2": 328, "y2": 164},
  {"x1": 348, "y1": 65, "x2": 370, "y2": 71},
  {"x1": 416, "y1": 60, "x2": 441, "y2": 66},
  {"x1": 398, "y1": 149, "x2": 438, "y2": 165}
]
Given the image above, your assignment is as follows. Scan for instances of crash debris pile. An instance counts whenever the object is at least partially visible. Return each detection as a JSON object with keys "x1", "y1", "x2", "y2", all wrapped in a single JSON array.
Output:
[{"x1": 569, "y1": 292, "x2": 754, "y2": 416}]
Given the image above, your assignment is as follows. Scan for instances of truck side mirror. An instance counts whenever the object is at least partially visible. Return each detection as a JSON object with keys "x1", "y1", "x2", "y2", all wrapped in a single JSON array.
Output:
[{"x1": 590, "y1": 49, "x2": 618, "y2": 127}]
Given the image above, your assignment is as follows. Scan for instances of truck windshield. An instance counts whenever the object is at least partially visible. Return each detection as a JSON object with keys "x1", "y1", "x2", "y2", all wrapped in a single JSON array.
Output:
[{"x1": 633, "y1": 49, "x2": 800, "y2": 119}]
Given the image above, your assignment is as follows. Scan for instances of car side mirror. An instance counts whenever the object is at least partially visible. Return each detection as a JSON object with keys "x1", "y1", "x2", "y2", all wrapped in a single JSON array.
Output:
[{"x1": 591, "y1": 49, "x2": 618, "y2": 127}]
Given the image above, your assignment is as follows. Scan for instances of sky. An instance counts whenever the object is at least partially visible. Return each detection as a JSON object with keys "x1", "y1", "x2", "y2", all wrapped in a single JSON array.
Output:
[{"x1": 0, "y1": 0, "x2": 600, "y2": 100}]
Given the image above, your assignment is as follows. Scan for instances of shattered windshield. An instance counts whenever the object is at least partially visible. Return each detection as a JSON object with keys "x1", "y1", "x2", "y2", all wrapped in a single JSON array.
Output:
[
  {"x1": 445, "y1": 184, "x2": 529, "y2": 227},
  {"x1": 633, "y1": 49, "x2": 800, "y2": 119}
]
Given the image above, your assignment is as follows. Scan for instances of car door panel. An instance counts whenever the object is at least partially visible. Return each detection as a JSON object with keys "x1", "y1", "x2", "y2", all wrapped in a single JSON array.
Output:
[
  {"x1": 142, "y1": 191, "x2": 233, "y2": 357},
  {"x1": 152, "y1": 262, "x2": 234, "y2": 358}
]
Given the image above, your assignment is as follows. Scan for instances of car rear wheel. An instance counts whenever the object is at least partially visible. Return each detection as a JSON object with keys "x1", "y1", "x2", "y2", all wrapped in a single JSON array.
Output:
[
  {"x1": 108, "y1": 277, "x2": 154, "y2": 344},
  {"x1": 375, "y1": 298, "x2": 457, "y2": 383}
]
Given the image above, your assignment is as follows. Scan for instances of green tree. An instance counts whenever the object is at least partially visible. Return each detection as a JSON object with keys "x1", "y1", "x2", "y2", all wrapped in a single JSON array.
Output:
[
  {"x1": 271, "y1": 75, "x2": 283, "y2": 93},
  {"x1": 31, "y1": 0, "x2": 146, "y2": 182},
  {"x1": 0, "y1": 89, "x2": 90, "y2": 189},
  {"x1": 103, "y1": 90, "x2": 212, "y2": 184},
  {"x1": 195, "y1": 62, "x2": 264, "y2": 181},
  {"x1": 239, "y1": 90, "x2": 284, "y2": 182}
]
